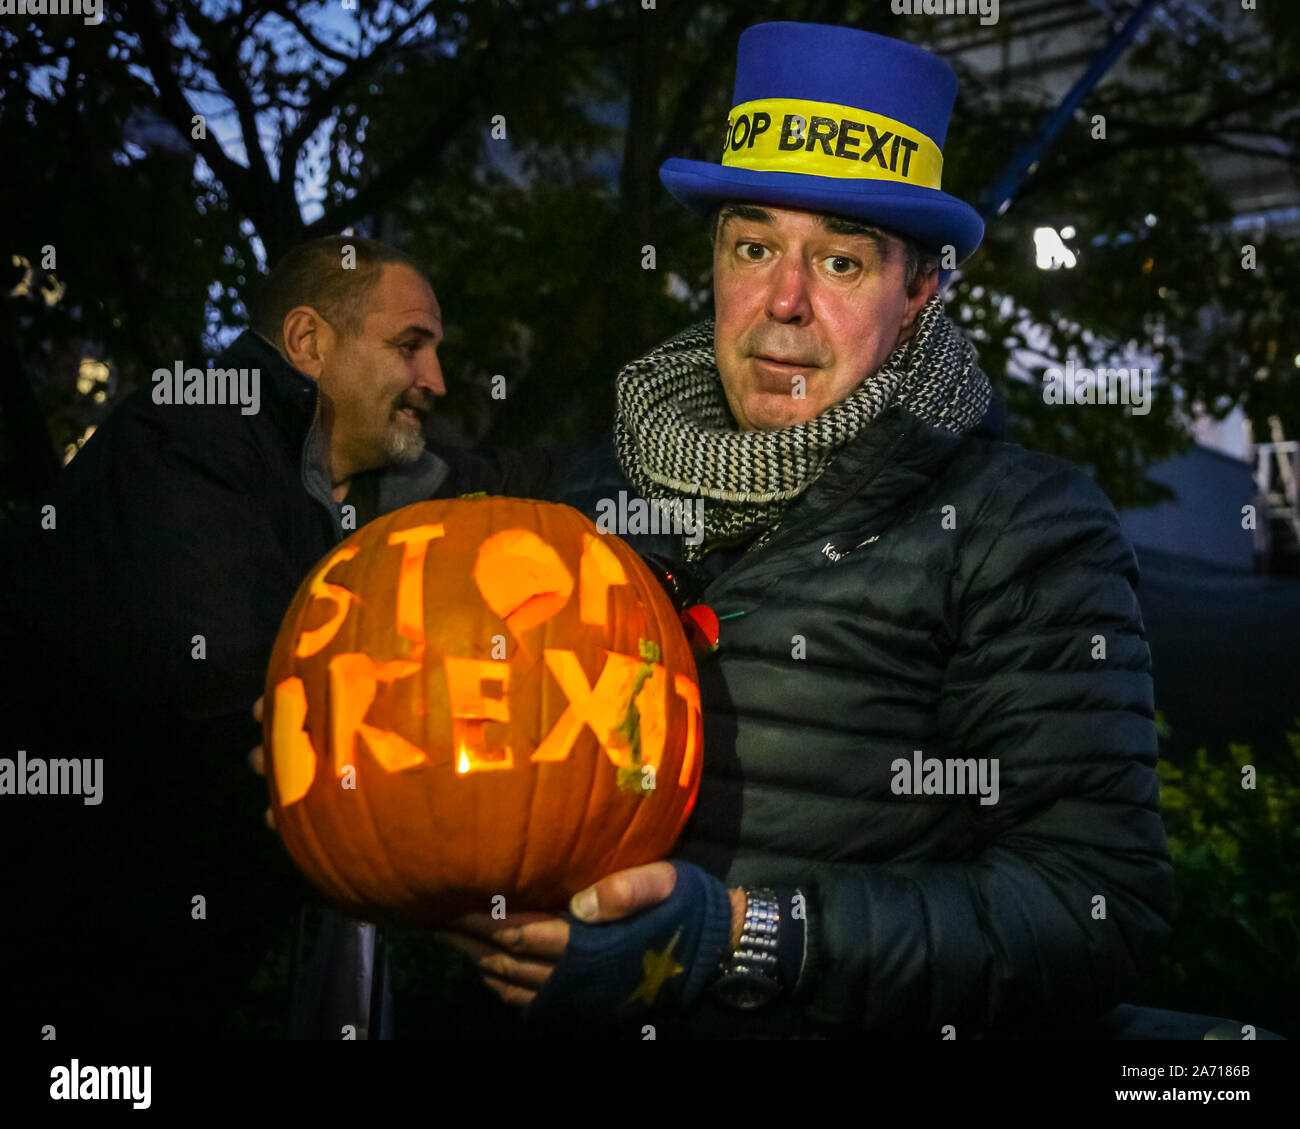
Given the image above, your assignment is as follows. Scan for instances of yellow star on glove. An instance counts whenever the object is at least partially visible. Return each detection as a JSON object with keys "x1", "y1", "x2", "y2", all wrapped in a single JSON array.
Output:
[{"x1": 624, "y1": 927, "x2": 686, "y2": 1008}]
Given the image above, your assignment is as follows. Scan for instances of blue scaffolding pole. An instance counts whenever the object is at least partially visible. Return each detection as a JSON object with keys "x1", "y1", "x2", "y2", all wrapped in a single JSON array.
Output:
[{"x1": 979, "y1": 0, "x2": 1165, "y2": 222}]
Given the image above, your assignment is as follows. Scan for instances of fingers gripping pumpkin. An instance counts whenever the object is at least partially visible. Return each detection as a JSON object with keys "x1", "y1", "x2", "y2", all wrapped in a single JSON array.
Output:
[{"x1": 263, "y1": 497, "x2": 703, "y2": 927}]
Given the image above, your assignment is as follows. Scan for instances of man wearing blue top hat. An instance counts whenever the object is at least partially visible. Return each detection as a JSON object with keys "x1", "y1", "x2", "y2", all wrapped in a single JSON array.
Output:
[{"x1": 435, "y1": 21, "x2": 1177, "y2": 1040}]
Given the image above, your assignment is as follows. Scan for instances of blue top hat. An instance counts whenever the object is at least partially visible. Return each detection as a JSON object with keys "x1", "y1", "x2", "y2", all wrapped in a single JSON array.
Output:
[{"x1": 659, "y1": 22, "x2": 984, "y2": 264}]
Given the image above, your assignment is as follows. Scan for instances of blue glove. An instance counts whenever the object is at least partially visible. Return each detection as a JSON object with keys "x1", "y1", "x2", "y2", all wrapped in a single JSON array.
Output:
[{"x1": 523, "y1": 860, "x2": 734, "y2": 1032}]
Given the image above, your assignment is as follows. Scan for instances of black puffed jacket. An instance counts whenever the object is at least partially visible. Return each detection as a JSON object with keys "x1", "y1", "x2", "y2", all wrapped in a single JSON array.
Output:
[{"x1": 552, "y1": 398, "x2": 1176, "y2": 1039}]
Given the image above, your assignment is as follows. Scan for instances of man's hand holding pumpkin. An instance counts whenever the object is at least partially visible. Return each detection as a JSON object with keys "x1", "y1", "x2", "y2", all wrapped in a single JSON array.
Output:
[
  {"x1": 249, "y1": 696, "x2": 745, "y2": 1030},
  {"x1": 250, "y1": 691, "x2": 743, "y2": 1030},
  {"x1": 434, "y1": 862, "x2": 746, "y2": 1020}
]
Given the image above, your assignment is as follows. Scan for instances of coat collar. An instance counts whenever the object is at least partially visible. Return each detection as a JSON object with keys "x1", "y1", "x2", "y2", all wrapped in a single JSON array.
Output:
[
  {"x1": 687, "y1": 399, "x2": 995, "y2": 599},
  {"x1": 792, "y1": 401, "x2": 974, "y2": 524},
  {"x1": 223, "y1": 329, "x2": 318, "y2": 447}
]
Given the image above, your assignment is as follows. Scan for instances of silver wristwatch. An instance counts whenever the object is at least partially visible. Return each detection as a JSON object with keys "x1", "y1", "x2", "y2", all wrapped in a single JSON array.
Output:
[{"x1": 708, "y1": 886, "x2": 782, "y2": 1009}]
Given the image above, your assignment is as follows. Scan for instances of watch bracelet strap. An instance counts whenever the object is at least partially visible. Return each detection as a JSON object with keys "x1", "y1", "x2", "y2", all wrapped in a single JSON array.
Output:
[
  {"x1": 718, "y1": 887, "x2": 781, "y2": 982},
  {"x1": 709, "y1": 886, "x2": 822, "y2": 1008},
  {"x1": 716, "y1": 886, "x2": 818, "y2": 999}
]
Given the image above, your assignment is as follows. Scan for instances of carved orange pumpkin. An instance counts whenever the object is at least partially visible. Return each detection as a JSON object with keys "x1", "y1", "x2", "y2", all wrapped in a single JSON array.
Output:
[{"x1": 263, "y1": 496, "x2": 702, "y2": 927}]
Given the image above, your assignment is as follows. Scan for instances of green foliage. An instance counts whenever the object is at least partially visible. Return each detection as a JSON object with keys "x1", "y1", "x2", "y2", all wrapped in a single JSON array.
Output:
[{"x1": 1148, "y1": 709, "x2": 1300, "y2": 1036}]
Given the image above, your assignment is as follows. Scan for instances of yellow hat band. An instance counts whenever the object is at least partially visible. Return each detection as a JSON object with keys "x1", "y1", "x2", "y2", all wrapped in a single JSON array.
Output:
[{"x1": 720, "y1": 98, "x2": 944, "y2": 190}]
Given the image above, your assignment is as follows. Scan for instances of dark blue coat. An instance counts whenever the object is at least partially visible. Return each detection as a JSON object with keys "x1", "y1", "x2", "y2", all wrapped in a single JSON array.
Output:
[{"x1": 0, "y1": 330, "x2": 557, "y2": 1037}]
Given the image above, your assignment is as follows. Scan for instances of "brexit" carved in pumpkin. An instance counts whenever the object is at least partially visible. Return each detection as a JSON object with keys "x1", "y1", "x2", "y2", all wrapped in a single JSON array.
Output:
[{"x1": 262, "y1": 496, "x2": 703, "y2": 927}]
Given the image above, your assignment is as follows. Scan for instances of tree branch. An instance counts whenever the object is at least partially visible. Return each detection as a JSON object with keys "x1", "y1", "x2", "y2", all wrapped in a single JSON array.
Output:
[
  {"x1": 653, "y1": 5, "x2": 754, "y2": 167},
  {"x1": 1020, "y1": 126, "x2": 1299, "y2": 207},
  {"x1": 122, "y1": 0, "x2": 270, "y2": 230},
  {"x1": 281, "y1": 0, "x2": 438, "y2": 169},
  {"x1": 185, "y1": 5, "x2": 278, "y2": 201},
  {"x1": 306, "y1": 46, "x2": 488, "y2": 235},
  {"x1": 271, "y1": 0, "x2": 355, "y2": 64}
]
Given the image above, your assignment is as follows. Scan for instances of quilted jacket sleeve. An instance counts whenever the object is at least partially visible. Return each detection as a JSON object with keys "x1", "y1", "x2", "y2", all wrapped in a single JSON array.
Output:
[{"x1": 800, "y1": 462, "x2": 1177, "y2": 1035}]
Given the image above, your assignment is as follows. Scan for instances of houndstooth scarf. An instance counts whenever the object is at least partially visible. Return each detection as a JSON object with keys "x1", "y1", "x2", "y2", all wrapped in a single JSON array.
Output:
[{"x1": 613, "y1": 295, "x2": 991, "y2": 562}]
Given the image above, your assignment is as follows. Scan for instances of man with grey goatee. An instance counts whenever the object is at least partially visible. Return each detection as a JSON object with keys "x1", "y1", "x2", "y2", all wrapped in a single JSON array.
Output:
[{"x1": 0, "y1": 235, "x2": 557, "y2": 1038}]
